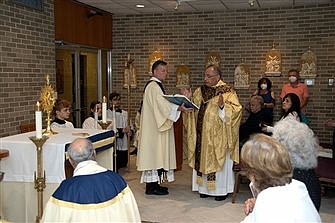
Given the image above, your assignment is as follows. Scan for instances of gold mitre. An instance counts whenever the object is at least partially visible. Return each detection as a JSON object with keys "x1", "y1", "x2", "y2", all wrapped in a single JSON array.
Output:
[
  {"x1": 148, "y1": 50, "x2": 163, "y2": 75},
  {"x1": 175, "y1": 63, "x2": 190, "y2": 89},
  {"x1": 205, "y1": 51, "x2": 221, "y2": 68}
]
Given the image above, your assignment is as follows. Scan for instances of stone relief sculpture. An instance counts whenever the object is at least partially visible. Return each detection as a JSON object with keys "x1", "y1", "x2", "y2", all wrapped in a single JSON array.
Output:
[
  {"x1": 234, "y1": 62, "x2": 250, "y2": 89},
  {"x1": 300, "y1": 49, "x2": 317, "y2": 78},
  {"x1": 175, "y1": 64, "x2": 190, "y2": 89},
  {"x1": 123, "y1": 53, "x2": 137, "y2": 88},
  {"x1": 148, "y1": 50, "x2": 163, "y2": 75},
  {"x1": 265, "y1": 44, "x2": 281, "y2": 76}
]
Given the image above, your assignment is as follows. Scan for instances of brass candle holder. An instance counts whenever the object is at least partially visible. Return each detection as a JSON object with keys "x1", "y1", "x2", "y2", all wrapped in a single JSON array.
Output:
[
  {"x1": 98, "y1": 120, "x2": 112, "y2": 130},
  {"x1": 29, "y1": 135, "x2": 49, "y2": 223},
  {"x1": 111, "y1": 105, "x2": 118, "y2": 172},
  {"x1": 40, "y1": 75, "x2": 57, "y2": 136}
]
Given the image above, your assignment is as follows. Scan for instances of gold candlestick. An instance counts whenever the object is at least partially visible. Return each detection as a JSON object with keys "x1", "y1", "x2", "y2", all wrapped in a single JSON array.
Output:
[
  {"x1": 111, "y1": 105, "x2": 118, "y2": 172},
  {"x1": 29, "y1": 135, "x2": 48, "y2": 223},
  {"x1": 98, "y1": 120, "x2": 112, "y2": 130},
  {"x1": 40, "y1": 75, "x2": 57, "y2": 136}
]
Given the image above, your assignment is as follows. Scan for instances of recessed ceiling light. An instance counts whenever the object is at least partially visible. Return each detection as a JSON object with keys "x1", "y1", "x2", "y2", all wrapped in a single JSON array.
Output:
[{"x1": 136, "y1": 4, "x2": 144, "y2": 8}]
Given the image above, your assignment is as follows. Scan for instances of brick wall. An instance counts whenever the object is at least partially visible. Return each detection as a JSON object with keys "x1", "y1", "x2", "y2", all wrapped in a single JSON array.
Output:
[
  {"x1": 112, "y1": 3, "x2": 335, "y2": 143},
  {"x1": 0, "y1": 0, "x2": 55, "y2": 137},
  {"x1": 0, "y1": 1, "x2": 334, "y2": 143}
]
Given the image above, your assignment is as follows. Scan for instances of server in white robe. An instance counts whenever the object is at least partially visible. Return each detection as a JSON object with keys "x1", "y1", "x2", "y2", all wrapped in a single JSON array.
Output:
[
  {"x1": 51, "y1": 99, "x2": 74, "y2": 129},
  {"x1": 136, "y1": 60, "x2": 190, "y2": 195},
  {"x1": 107, "y1": 92, "x2": 133, "y2": 169},
  {"x1": 42, "y1": 138, "x2": 141, "y2": 223}
]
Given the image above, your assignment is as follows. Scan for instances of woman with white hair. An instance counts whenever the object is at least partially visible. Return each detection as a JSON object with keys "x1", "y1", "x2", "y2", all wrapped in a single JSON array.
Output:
[
  {"x1": 272, "y1": 119, "x2": 321, "y2": 211},
  {"x1": 241, "y1": 134, "x2": 320, "y2": 222}
]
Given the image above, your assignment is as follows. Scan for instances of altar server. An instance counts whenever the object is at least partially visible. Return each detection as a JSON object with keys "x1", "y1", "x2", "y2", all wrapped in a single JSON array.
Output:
[
  {"x1": 107, "y1": 92, "x2": 133, "y2": 169},
  {"x1": 42, "y1": 138, "x2": 141, "y2": 222},
  {"x1": 51, "y1": 99, "x2": 74, "y2": 128}
]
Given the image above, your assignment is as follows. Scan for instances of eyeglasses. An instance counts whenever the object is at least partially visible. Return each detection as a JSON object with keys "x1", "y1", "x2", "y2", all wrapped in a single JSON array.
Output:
[{"x1": 204, "y1": 73, "x2": 219, "y2": 79}]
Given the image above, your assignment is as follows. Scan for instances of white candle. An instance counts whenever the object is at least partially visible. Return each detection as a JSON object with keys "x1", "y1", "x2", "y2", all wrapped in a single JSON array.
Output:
[
  {"x1": 35, "y1": 101, "x2": 42, "y2": 139},
  {"x1": 94, "y1": 104, "x2": 98, "y2": 129},
  {"x1": 112, "y1": 105, "x2": 117, "y2": 132},
  {"x1": 102, "y1": 96, "x2": 107, "y2": 123}
]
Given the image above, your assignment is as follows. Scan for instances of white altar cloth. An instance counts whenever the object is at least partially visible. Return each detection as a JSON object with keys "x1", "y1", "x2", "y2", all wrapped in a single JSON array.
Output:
[
  {"x1": 0, "y1": 128, "x2": 114, "y2": 183},
  {"x1": 0, "y1": 128, "x2": 114, "y2": 222}
]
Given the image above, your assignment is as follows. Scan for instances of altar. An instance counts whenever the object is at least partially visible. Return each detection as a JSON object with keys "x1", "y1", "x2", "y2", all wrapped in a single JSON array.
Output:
[{"x1": 0, "y1": 128, "x2": 114, "y2": 222}]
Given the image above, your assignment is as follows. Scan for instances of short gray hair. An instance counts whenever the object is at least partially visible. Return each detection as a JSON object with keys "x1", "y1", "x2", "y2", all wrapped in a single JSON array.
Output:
[
  {"x1": 68, "y1": 138, "x2": 95, "y2": 164},
  {"x1": 272, "y1": 119, "x2": 318, "y2": 169}
]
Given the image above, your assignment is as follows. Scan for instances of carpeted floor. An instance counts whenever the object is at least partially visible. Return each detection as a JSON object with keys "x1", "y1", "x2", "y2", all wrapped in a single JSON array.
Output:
[{"x1": 119, "y1": 156, "x2": 335, "y2": 223}]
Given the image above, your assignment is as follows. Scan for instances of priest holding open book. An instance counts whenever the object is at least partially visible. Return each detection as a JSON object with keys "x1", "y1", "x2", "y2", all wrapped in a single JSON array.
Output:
[
  {"x1": 137, "y1": 60, "x2": 192, "y2": 196},
  {"x1": 181, "y1": 64, "x2": 242, "y2": 201}
]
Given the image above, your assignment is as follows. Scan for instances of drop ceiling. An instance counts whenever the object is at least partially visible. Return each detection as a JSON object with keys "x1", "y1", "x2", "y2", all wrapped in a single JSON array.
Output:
[{"x1": 76, "y1": 0, "x2": 331, "y2": 15}]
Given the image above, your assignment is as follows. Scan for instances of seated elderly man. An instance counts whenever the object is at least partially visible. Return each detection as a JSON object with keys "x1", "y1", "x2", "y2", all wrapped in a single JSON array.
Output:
[
  {"x1": 42, "y1": 138, "x2": 141, "y2": 222},
  {"x1": 239, "y1": 95, "x2": 270, "y2": 146}
]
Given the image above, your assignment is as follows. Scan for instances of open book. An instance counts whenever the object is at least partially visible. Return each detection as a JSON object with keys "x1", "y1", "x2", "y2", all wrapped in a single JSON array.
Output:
[{"x1": 163, "y1": 94, "x2": 199, "y2": 109}]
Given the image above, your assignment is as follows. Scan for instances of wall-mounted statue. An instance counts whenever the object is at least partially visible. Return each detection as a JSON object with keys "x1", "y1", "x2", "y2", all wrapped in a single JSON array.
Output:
[
  {"x1": 148, "y1": 50, "x2": 163, "y2": 75},
  {"x1": 123, "y1": 53, "x2": 137, "y2": 88},
  {"x1": 175, "y1": 64, "x2": 190, "y2": 89},
  {"x1": 234, "y1": 62, "x2": 250, "y2": 89},
  {"x1": 265, "y1": 44, "x2": 281, "y2": 76},
  {"x1": 300, "y1": 48, "x2": 317, "y2": 78}
]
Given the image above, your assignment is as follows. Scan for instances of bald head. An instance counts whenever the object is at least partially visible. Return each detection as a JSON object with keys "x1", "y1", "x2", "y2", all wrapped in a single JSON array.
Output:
[{"x1": 68, "y1": 138, "x2": 95, "y2": 167}]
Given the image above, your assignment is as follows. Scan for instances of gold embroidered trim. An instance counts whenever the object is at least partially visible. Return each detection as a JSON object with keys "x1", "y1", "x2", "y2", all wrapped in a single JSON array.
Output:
[
  {"x1": 65, "y1": 137, "x2": 114, "y2": 160},
  {"x1": 50, "y1": 186, "x2": 131, "y2": 210},
  {"x1": 92, "y1": 137, "x2": 114, "y2": 150},
  {"x1": 196, "y1": 176, "x2": 203, "y2": 185},
  {"x1": 207, "y1": 181, "x2": 216, "y2": 190}
]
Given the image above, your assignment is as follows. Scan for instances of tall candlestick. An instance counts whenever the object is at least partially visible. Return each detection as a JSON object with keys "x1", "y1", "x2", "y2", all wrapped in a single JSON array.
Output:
[
  {"x1": 112, "y1": 104, "x2": 117, "y2": 132},
  {"x1": 94, "y1": 104, "x2": 98, "y2": 129},
  {"x1": 102, "y1": 96, "x2": 107, "y2": 123},
  {"x1": 35, "y1": 101, "x2": 43, "y2": 139}
]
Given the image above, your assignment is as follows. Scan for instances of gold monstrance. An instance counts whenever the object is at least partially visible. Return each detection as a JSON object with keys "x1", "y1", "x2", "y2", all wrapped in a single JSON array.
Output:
[{"x1": 40, "y1": 75, "x2": 57, "y2": 135}]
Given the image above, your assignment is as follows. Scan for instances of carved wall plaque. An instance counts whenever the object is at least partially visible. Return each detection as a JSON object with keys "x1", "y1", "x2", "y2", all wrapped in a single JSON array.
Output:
[
  {"x1": 265, "y1": 45, "x2": 281, "y2": 76},
  {"x1": 234, "y1": 62, "x2": 250, "y2": 89},
  {"x1": 300, "y1": 49, "x2": 317, "y2": 78},
  {"x1": 176, "y1": 64, "x2": 190, "y2": 89}
]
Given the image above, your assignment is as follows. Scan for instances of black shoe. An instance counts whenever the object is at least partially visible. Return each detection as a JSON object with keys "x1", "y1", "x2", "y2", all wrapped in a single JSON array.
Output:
[
  {"x1": 145, "y1": 187, "x2": 169, "y2": 195},
  {"x1": 215, "y1": 195, "x2": 227, "y2": 201},
  {"x1": 200, "y1": 194, "x2": 209, "y2": 198},
  {"x1": 158, "y1": 185, "x2": 168, "y2": 192},
  {"x1": 130, "y1": 148, "x2": 137, "y2": 155}
]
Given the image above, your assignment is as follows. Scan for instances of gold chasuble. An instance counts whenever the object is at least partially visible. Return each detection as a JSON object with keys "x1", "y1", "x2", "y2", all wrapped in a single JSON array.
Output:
[{"x1": 184, "y1": 80, "x2": 242, "y2": 189}]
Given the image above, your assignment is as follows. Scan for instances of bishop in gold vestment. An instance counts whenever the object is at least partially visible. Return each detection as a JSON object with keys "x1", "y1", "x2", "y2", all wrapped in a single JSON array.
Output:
[{"x1": 183, "y1": 65, "x2": 242, "y2": 200}]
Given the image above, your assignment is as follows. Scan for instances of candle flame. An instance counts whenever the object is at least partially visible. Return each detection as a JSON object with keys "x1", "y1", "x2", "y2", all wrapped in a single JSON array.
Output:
[{"x1": 36, "y1": 101, "x2": 41, "y2": 111}]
